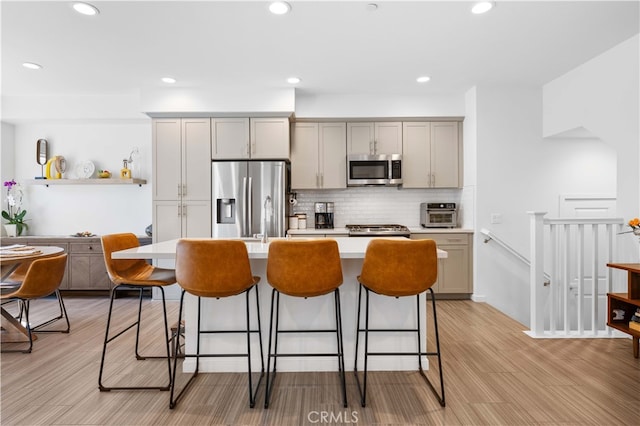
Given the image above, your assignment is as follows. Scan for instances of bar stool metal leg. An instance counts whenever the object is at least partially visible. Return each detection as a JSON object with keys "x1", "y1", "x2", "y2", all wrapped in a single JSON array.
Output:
[
  {"x1": 170, "y1": 286, "x2": 264, "y2": 409},
  {"x1": 423, "y1": 288, "x2": 446, "y2": 406},
  {"x1": 353, "y1": 285, "x2": 446, "y2": 408},
  {"x1": 265, "y1": 288, "x2": 347, "y2": 409},
  {"x1": 264, "y1": 288, "x2": 279, "y2": 409},
  {"x1": 334, "y1": 288, "x2": 347, "y2": 408},
  {"x1": 98, "y1": 284, "x2": 172, "y2": 392}
]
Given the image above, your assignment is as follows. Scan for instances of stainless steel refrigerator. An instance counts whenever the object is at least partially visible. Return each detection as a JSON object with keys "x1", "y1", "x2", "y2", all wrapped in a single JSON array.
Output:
[{"x1": 212, "y1": 160, "x2": 289, "y2": 239}]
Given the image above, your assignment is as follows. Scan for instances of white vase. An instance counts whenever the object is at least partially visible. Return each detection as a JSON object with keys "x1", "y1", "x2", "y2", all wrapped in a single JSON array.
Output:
[{"x1": 4, "y1": 224, "x2": 17, "y2": 237}]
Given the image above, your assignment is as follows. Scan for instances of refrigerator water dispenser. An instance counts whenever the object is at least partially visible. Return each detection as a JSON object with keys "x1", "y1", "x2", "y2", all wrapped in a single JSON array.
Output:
[{"x1": 216, "y1": 198, "x2": 236, "y2": 224}]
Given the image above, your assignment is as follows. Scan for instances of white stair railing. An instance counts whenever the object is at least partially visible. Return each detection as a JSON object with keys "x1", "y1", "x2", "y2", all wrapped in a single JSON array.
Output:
[
  {"x1": 528, "y1": 212, "x2": 624, "y2": 338},
  {"x1": 480, "y1": 228, "x2": 551, "y2": 285}
]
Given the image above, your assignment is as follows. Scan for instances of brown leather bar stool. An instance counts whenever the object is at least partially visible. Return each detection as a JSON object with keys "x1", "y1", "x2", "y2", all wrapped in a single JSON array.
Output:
[
  {"x1": 170, "y1": 239, "x2": 264, "y2": 409},
  {"x1": 264, "y1": 239, "x2": 347, "y2": 409},
  {"x1": 1, "y1": 254, "x2": 67, "y2": 353},
  {"x1": 99, "y1": 233, "x2": 176, "y2": 392},
  {"x1": 353, "y1": 239, "x2": 445, "y2": 407}
]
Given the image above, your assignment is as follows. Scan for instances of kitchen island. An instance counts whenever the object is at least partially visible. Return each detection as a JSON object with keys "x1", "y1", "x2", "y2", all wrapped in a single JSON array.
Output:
[{"x1": 112, "y1": 237, "x2": 447, "y2": 373}]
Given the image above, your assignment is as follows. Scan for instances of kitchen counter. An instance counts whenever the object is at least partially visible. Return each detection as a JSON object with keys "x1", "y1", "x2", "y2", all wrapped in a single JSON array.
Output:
[
  {"x1": 409, "y1": 227, "x2": 474, "y2": 234},
  {"x1": 287, "y1": 228, "x2": 349, "y2": 236},
  {"x1": 287, "y1": 227, "x2": 474, "y2": 235},
  {"x1": 113, "y1": 237, "x2": 447, "y2": 373}
]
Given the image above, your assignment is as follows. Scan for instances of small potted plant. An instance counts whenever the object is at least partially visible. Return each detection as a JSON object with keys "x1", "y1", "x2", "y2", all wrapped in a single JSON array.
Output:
[{"x1": 2, "y1": 180, "x2": 28, "y2": 236}]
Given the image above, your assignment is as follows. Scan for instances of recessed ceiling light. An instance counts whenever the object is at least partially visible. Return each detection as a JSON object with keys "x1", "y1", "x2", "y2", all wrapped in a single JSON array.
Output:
[
  {"x1": 416, "y1": 76, "x2": 431, "y2": 83},
  {"x1": 161, "y1": 77, "x2": 177, "y2": 84},
  {"x1": 366, "y1": 3, "x2": 378, "y2": 12},
  {"x1": 471, "y1": 1, "x2": 494, "y2": 14},
  {"x1": 287, "y1": 77, "x2": 301, "y2": 84},
  {"x1": 269, "y1": 1, "x2": 291, "y2": 15},
  {"x1": 72, "y1": 2, "x2": 100, "y2": 16},
  {"x1": 22, "y1": 62, "x2": 43, "y2": 70}
]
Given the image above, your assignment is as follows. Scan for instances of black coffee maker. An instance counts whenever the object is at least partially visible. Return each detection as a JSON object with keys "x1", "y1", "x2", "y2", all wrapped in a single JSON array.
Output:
[{"x1": 314, "y1": 202, "x2": 334, "y2": 229}]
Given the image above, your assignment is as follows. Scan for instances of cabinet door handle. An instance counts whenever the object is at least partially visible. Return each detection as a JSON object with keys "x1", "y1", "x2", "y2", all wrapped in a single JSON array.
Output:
[
  {"x1": 182, "y1": 184, "x2": 187, "y2": 197},
  {"x1": 177, "y1": 184, "x2": 181, "y2": 197},
  {"x1": 316, "y1": 173, "x2": 319, "y2": 188},
  {"x1": 182, "y1": 205, "x2": 187, "y2": 217},
  {"x1": 251, "y1": 142, "x2": 256, "y2": 155},
  {"x1": 320, "y1": 174, "x2": 323, "y2": 188},
  {"x1": 374, "y1": 140, "x2": 378, "y2": 154},
  {"x1": 177, "y1": 204, "x2": 181, "y2": 217}
]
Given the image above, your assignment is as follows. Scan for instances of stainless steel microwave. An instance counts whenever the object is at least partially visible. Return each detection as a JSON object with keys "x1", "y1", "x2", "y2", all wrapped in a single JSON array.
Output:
[{"x1": 347, "y1": 154, "x2": 402, "y2": 186}]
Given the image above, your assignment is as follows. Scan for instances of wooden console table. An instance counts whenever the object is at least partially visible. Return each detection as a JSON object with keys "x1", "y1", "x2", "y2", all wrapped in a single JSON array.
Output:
[
  {"x1": 2, "y1": 236, "x2": 151, "y2": 291},
  {"x1": 605, "y1": 263, "x2": 640, "y2": 358}
]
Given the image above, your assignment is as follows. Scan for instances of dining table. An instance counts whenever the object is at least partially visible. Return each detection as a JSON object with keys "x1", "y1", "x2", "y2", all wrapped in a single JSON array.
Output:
[
  {"x1": 1, "y1": 245, "x2": 65, "y2": 343},
  {"x1": 112, "y1": 236, "x2": 448, "y2": 373}
]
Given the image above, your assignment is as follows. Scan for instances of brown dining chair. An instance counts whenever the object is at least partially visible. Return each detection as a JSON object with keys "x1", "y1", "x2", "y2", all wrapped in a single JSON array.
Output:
[
  {"x1": 1, "y1": 260, "x2": 70, "y2": 335},
  {"x1": 170, "y1": 239, "x2": 264, "y2": 409},
  {"x1": 264, "y1": 239, "x2": 347, "y2": 409},
  {"x1": 0, "y1": 254, "x2": 68, "y2": 353},
  {"x1": 99, "y1": 233, "x2": 176, "y2": 392},
  {"x1": 353, "y1": 238, "x2": 445, "y2": 407}
]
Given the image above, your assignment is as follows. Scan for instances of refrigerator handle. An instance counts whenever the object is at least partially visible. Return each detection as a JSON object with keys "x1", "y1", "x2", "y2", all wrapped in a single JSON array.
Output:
[
  {"x1": 247, "y1": 176, "x2": 253, "y2": 236},
  {"x1": 242, "y1": 177, "x2": 248, "y2": 237}
]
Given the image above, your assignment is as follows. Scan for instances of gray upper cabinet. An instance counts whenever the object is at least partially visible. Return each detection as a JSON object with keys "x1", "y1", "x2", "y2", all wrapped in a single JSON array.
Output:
[
  {"x1": 211, "y1": 118, "x2": 250, "y2": 159},
  {"x1": 212, "y1": 117, "x2": 290, "y2": 160},
  {"x1": 402, "y1": 121, "x2": 461, "y2": 188},
  {"x1": 347, "y1": 122, "x2": 402, "y2": 155},
  {"x1": 291, "y1": 122, "x2": 346, "y2": 189}
]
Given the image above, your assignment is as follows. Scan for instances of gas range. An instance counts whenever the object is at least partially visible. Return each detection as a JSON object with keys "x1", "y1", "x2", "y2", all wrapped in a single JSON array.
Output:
[{"x1": 346, "y1": 224, "x2": 411, "y2": 237}]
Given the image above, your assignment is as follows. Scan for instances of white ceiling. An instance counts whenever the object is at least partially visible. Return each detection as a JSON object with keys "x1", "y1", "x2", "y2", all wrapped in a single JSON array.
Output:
[{"x1": 1, "y1": 1, "x2": 639, "y2": 100}]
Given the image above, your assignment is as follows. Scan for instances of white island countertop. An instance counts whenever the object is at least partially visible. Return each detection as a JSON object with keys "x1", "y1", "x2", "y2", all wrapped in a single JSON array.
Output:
[
  {"x1": 112, "y1": 236, "x2": 447, "y2": 260},
  {"x1": 112, "y1": 236, "x2": 447, "y2": 373}
]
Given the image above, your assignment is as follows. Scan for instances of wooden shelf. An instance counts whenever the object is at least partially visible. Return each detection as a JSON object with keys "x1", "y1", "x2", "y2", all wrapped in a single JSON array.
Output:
[
  {"x1": 26, "y1": 178, "x2": 146, "y2": 187},
  {"x1": 606, "y1": 263, "x2": 640, "y2": 358}
]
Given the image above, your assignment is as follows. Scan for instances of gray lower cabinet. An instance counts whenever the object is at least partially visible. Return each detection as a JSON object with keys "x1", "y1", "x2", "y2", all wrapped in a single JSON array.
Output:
[
  {"x1": 69, "y1": 241, "x2": 110, "y2": 290},
  {"x1": 2, "y1": 236, "x2": 150, "y2": 291},
  {"x1": 411, "y1": 233, "x2": 473, "y2": 297}
]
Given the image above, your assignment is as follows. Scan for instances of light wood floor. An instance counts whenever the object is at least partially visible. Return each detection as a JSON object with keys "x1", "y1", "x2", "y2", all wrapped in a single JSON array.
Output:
[{"x1": 1, "y1": 295, "x2": 639, "y2": 425}]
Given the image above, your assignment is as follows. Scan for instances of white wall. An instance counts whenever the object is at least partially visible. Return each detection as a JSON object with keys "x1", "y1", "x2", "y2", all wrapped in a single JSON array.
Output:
[
  {"x1": 543, "y1": 34, "x2": 639, "y2": 241},
  {"x1": 295, "y1": 92, "x2": 465, "y2": 118},
  {"x1": 9, "y1": 120, "x2": 152, "y2": 236},
  {"x1": 1, "y1": 122, "x2": 16, "y2": 189},
  {"x1": 473, "y1": 85, "x2": 617, "y2": 325}
]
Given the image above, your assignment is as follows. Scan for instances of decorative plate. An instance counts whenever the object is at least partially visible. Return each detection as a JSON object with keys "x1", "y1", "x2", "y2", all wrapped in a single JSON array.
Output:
[
  {"x1": 75, "y1": 160, "x2": 95, "y2": 179},
  {"x1": 73, "y1": 231, "x2": 96, "y2": 237}
]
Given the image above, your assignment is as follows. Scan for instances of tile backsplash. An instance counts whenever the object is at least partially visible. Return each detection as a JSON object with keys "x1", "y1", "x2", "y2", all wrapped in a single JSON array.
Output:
[{"x1": 290, "y1": 187, "x2": 462, "y2": 228}]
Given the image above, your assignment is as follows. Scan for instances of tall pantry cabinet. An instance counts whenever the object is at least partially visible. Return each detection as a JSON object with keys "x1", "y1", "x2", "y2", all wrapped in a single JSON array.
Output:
[{"x1": 152, "y1": 118, "x2": 212, "y2": 242}]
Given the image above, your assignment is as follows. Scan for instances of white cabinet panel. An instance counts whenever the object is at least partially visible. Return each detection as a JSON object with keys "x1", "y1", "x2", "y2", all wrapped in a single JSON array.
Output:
[{"x1": 153, "y1": 118, "x2": 212, "y2": 241}]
